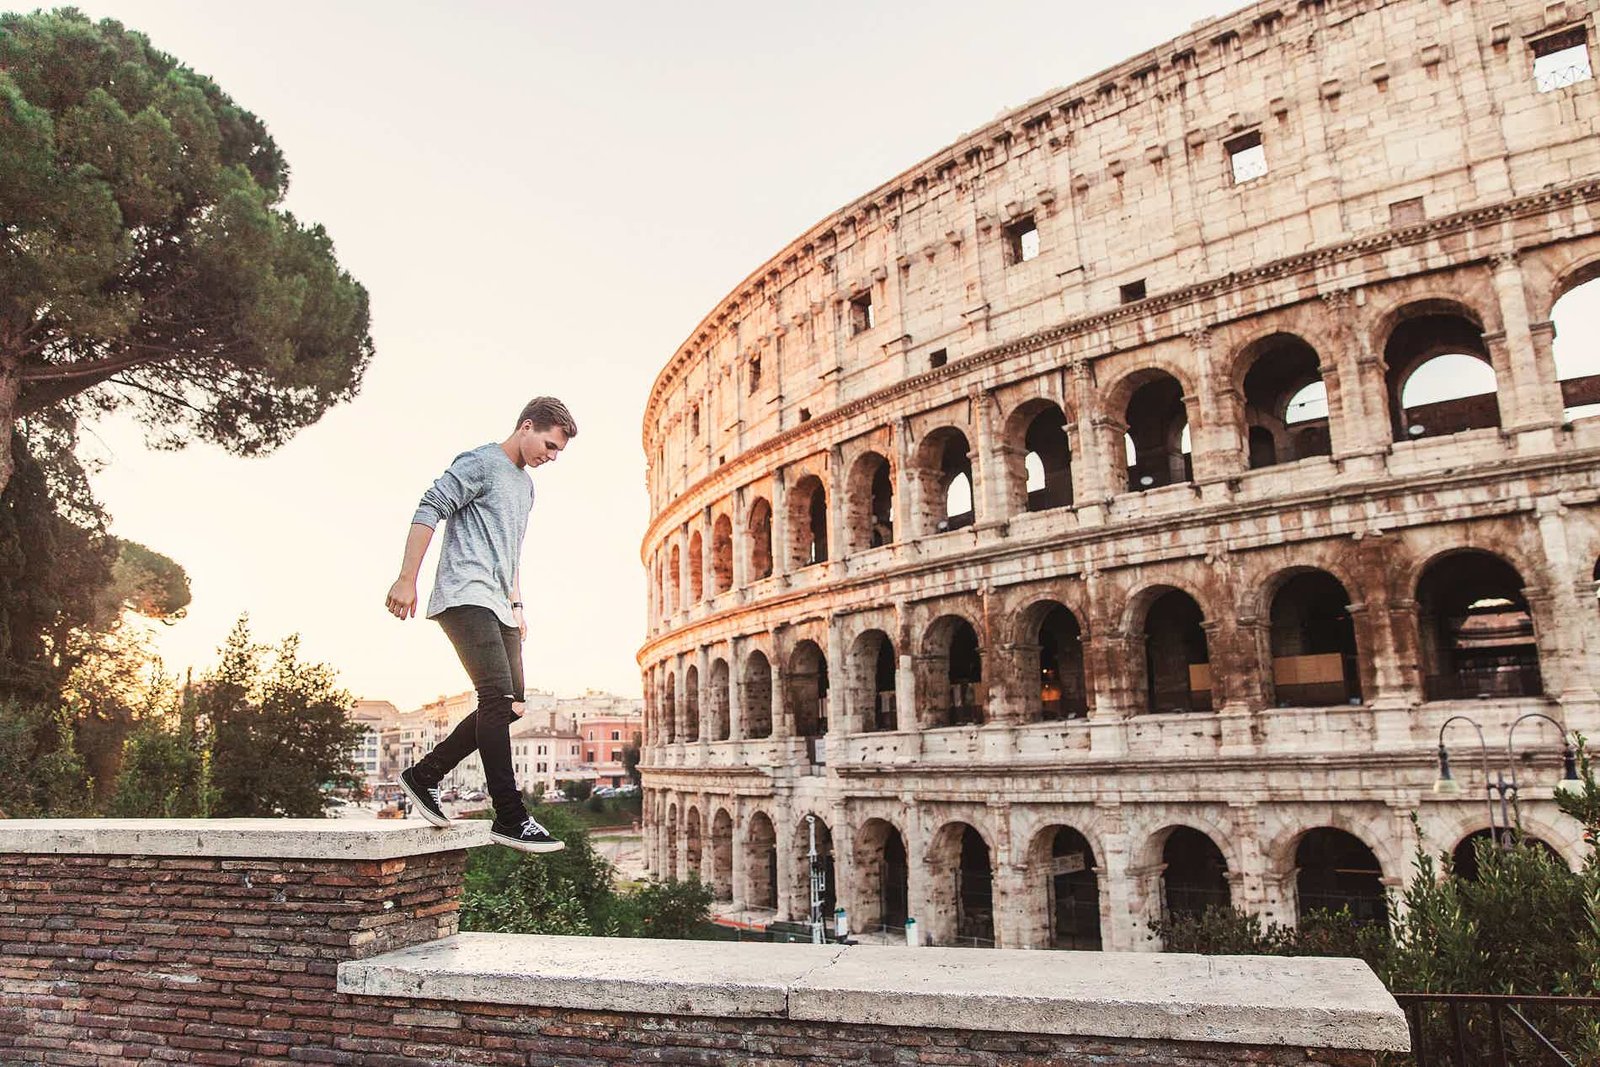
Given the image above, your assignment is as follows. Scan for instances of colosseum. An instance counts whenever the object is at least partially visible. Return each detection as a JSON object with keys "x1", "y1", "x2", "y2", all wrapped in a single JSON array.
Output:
[{"x1": 637, "y1": 0, "x2": 1600, "y2": 950}]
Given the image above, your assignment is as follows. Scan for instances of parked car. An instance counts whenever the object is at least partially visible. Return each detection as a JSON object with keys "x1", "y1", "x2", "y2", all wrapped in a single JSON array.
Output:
[
  {"x1": 615, "y1": 784, "x2": 640, "y2": 796},
  {"x1": 460, "y1": 789, "x2": 487, "y2": 802},
  {"x1": 438, "y1": 788, "x2": 459, "y2": 803},
  {"x1": 540, "y1": 789, "x2": 570, "y2": 804},
  {"x1": 592, "y1": 786, "x2": 617, "y2": 798}
]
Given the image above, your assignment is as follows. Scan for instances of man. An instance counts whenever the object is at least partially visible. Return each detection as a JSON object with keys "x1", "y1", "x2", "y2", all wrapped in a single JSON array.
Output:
[{"x1": 385, "y1": 396, "x2": 577, "y2": 854}]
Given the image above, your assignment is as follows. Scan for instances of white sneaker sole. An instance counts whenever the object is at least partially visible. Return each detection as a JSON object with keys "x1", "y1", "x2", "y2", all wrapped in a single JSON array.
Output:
[
  {"x1": 399, "y1": 775, "x2": 451, "y2": 828},
  {"x1": 489, "y1": 831, "x2": 566, "y2": 854}
]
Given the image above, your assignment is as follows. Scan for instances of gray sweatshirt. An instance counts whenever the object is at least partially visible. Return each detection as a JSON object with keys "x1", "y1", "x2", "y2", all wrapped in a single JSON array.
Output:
[{"x1": 411, "y1": 443, "x2": 533, "y2": 627}]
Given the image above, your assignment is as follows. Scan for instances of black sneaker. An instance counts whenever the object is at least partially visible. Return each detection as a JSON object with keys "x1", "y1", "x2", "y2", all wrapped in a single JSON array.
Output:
[
  {"x1": 489, "y1": 812, "x2": 565, "y2": 854},
  {"x1": 399, "y1": 767, "x2": 450, "y2": 828}
]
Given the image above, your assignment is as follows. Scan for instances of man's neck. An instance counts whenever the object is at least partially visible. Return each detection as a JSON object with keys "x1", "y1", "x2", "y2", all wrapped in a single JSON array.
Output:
[{"x1": 498, "y1": 437, "x2": 525, "y2": 469}]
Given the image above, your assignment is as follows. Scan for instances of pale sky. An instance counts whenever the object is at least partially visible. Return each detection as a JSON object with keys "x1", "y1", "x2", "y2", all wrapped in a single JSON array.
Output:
[{"x1": 56, "y1": 1, "x2": 1600, "y2": 709}]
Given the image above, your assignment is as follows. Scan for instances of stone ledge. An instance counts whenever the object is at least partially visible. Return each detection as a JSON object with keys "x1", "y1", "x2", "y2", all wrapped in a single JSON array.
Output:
[
  {"x1": 338, "y1": 933, "x2": 1411, "y2": 1052},
  {"x1": 0, "y1": 818, "x2": 487, "y2": 860}
]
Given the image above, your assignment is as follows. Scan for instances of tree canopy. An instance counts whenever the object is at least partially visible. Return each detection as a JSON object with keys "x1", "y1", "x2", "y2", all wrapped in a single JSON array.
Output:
[{"x1": 0, "y1": 8, "x2": 373, "y2": 494}]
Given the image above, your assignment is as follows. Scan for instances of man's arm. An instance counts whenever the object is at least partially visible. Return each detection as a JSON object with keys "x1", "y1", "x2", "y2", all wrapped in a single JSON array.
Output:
[
  {"x1": 511, "y1": 567, "x2": 525, "y2": 641},
  {"x1": 386, "y1": 523, "x2": 434, "y2": 619}
]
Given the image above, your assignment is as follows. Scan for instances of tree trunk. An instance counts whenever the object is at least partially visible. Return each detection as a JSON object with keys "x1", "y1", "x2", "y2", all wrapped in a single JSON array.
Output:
[{"x1": 0, "y1": 351, "x2": 19, "y2": 499}]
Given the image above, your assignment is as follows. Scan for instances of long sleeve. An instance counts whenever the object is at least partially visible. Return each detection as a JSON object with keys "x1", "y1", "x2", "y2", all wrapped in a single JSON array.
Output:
[{"x1": 412, "y1": 450, "x2": 484, "y2": 529}]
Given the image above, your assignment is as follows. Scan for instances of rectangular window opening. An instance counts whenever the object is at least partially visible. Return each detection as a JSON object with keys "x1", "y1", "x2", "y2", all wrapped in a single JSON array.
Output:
[
  {"x1": 690, "y1": 404, "x2": 700, "y2": 436},
  {"x1": 1534, "y1": 28, "x2": 1592, "y2": 92},
  {"x1": 1226, "y1": 130, "x2": 1267, "y2": 184},
  {"x1": 749, "y1": 354, "x2": 762, "y2": 394},
  {"x1": 1005, "y1": 216, "x2": 1040, "y2": 264},
  {"x1": 1119, "y1": 279, "x2": 1147, "y2": 304},
  {"x1": 1388, "y1": 196, "x2": 1425, "y2": 227},
  {"x1": 929, "y1": 348, "x2": 948, "y2": 369},
  {"x1": 849, "y1": 290, "x2": 875, "y2": 335}
]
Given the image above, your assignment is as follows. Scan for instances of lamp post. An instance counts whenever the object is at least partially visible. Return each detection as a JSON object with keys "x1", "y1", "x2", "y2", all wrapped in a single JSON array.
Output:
[{"x1": 1433, "y1": 711, "x2": 1584, "y2": 849}]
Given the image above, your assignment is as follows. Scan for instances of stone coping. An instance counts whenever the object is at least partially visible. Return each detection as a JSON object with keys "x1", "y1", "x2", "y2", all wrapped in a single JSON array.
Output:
[
  {"x1": 338, "y1": 933, "x2": 1411, "y2": 1051},
  {"x1": 0, "y1": 818, "x2": 487, "y2": 861}
]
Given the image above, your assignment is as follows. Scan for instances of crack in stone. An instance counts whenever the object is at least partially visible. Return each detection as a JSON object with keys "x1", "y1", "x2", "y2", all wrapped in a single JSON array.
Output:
[{"x1": 782, "y1": 944, "x2": 851, "y2": 1018}]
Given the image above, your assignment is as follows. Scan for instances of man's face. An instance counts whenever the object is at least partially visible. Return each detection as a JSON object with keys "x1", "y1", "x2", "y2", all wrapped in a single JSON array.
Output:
[{"x1": 521, "y1": 423, "x2": 570, "y2": 468}]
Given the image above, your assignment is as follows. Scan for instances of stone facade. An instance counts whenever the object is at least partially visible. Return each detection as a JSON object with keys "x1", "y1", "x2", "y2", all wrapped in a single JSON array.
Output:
[{"x1": 638, "y1": 0, "x2": 1600, "y2": 949}]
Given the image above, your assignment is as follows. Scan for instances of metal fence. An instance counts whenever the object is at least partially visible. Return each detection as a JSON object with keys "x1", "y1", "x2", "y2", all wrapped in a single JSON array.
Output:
[{"x1": 1394, "y1": 993, "x2": 1600, "y2": 1066}]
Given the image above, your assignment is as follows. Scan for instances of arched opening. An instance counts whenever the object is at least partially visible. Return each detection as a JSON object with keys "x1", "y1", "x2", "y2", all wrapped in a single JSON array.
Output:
[
  {"x1": 1006, "y1": 400, "x2": 1073, "y2": 512},
  {"x1": 746, "y1": 811, "x2": 778, "y2": 911},
  {"x1": 665, "y1": 803, "x2": 680, "y2": 879},
  {"x1": 1552, "y1": 276, "x2": 1600, "y2": 421},
  {"x1": 921, "y1": 615, "x2": 984, "y2": 727},
  {"x1": 787, "y1": 640, "x2": 829, "y2": 747},
  {"x1": 1294, "y1": 828, "x2": 1386, "y2": 924},
  {"x1": 791, "y1": 817, "x2": 836, "y2": 923},
  {"x1": 914, "y1": 428, "x2": 975, "y2": 534},
  {"x1": 1142, "y1": 589, "x2": 1211, "y2": 713},
  {"x1": 789, "y1": 475, "x2": 829, "y2": 568},
  {"x1": 854, "y1": 818, "x2": 909, "y2": 933},
  {"x1": 668, "y1": 544, "x2": 681, "y2": 613},
  {"x1": 1450, "y1": 828, "x2": 1562, "y2": 880},
  {"x1": 748, "y1": 498, "x2": 773, "y2": 580},
  {"x1": 1417, "y1": 551, "x2": 1542, "y2": 700},
  {"x1": 849, "y1": 629, "x2": 898, "y2": 732},
  {"x1": 710, "y1": 808, "x2": 734, "y2": 900},
  {"x1": 683, "y1": 664, "x2": 700, "y2": 742},
  {"x1": 1045, "y1": 827, "x2": 1102, "y2": 950},
  {"x1": 685, "y1": 807, "x2": 703, "y2": 880},
  {"x1": 846, "y1": 451, "x2": 894, "y2": 552},
  {"x1": 742, "y1": 651, "x2": 773, "y2": 738},
  {"x1": 711, "y1": 514, "x2": 734, "y2": 594},
  {"x1": 1029, "y1": 602, "x2": 1088, "y2": 721},
  {"x1": 1384, "y1": 309, "x2": 1499, "y2": 441},
  {"x1": 663, "y1": 671, "x2": 677, "y2": 744},
  {"x1": 1269, "y1": 571, "x2": 1362, "y2": 707},
  {"x1": 930, "y1": 823, "x2": 994, "y2": 947},
  {"x1": 1240, "y1": 334, "x2": 1331, "y2": 468},
  {"x1": 1123, "y1": 373, "x2": 1191, "y2": 490},
  {"x1": 708, "y1": 658, "x2": 731, "y2": 741},
  {"x1": 688, "y1": 531, "x2": 704, "y2": 603},
  {"x1": 1160, "y1": 827, "x2": 1231, "y2": 919}
]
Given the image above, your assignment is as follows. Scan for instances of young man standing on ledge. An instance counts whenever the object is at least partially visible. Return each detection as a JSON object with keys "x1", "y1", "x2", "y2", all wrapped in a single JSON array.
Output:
[{"x1": 384, "y1": 396, "x2": 577, "y2": 854}]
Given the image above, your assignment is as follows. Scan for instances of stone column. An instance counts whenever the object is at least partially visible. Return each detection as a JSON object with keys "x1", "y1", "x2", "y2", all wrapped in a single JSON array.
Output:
[
  {"x1": 1098, "y1": 828, "x2": 1136, "y2": 952},
  {"x1": 696, "y1": 646, "x2": 712, "y2": 751},
  {"x1": 825, "y1": 616, "x2": 848, "y2": 741},
  {"x1": 1188, "y1": 329, "x2": 1245, "y2": 500},
  {"x1": 771, "y1": 469, "x2": 791, "y2": 576},
  {"x1": 774, "y1": 815, "x2": 798, "y2": 922},
  {"x1": 1489, "y1": 252, "x2": 1563, "y2": 433},
  {"x1": 1070, "y1": 360, "x2": 1110, "y2": 520},
  {"x1": 827, "y1": 445, "x2": 847, "y2": 570},
  {"x1": 1319, "y1": 288, "x2": 1391, "y2": 471},
  {"x1": 1532, "y1": 497, "x2": 1600, "y2": 711},
  {"x1": 727, "y1": 639, "x2": 746, "y2": 742},
  {"x1": 893, "y1": 417, "x2": 915, "y2": 544},
  {"x1": 731, "y1": 488, "x2": 749, "y2": 594},
  {"x1": 729, "y1": 805, "x2": 749, "y2": 911},
  {"x1": 974, "y1": 388, "x2": 1009, "y2": 529}
]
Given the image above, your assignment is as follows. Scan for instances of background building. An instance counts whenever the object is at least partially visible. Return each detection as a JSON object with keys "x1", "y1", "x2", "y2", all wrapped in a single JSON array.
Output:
[{"x1": 639, "y1": 0, "x2": 1600, "y2": 949}]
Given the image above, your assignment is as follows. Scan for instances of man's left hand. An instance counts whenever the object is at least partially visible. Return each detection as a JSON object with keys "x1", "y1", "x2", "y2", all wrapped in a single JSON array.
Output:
[{"x1": 512, "y1": 605, "x2": 526, "y2": 642}]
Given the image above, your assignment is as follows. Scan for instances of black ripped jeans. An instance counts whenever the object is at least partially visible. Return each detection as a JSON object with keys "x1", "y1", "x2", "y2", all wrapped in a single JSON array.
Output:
[{"x1": 411, "y1": 605, "x2": 526, "y2": 823}]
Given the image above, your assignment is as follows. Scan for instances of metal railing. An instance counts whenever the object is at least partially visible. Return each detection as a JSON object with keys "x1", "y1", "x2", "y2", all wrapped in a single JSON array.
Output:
[
  {"x1": 1423, "y1": 665, "x2": 1543, "y2": 702},
  {"x1": 1394, "y1": 993, "x2": 1600, "y2": 1066}
]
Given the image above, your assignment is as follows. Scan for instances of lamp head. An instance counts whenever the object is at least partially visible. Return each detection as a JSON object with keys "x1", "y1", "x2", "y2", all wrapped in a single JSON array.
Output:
[
  {"x1": 1433, "y1": 744, "x2": 1461, "y2": 796},
  {"x1": 1555, "y1": 745, "x2": 1585, "y2": 798}
]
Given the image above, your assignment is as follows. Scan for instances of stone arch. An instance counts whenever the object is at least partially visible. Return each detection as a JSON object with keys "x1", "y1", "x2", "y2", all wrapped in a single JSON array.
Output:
[
  {"x1": 665, "y1": 802, "x2": 680, "y2": 879},
  {"x1": 684, "y1": 806, "x2": 704, "y2": 881},
  {"x1": 912, "y1": 427, "x2": 975, "y2": 535},
  {"x1": 1449, "y1": 828, "x2": 1564, "y2": 881},
  {"x1": 1265, "y1": 568, "x2": 1362, "y2": 707},
  {"x1": 789, "y1": 814, "x2": 836, "y2": 923},
  {"x1": 919, "y1": 613, "x2": 984, "y2": 727},
  {"x1": 1003, "y1": 398, "x2": 1073, "y2": 513},
  {"x1": 688, "y1": 530, "x2": 704, "y2": 603},
  {"x1": 927, "y1": 821, "x2": 996, "y2": 946},
  {"x1": 845, "y1": 450, "x2": 894, "y2": 552},
  {"x1": 1129, "y1": 585, "x2": 1211, "y2": 714},
  {"x1": 747, "y1": 497, "x2": 773, "y2": 581},
  {"x1": 741, "y1": 649, "x2": 773, "y2": 738},
  {"x1": 663, "y1": 669, "x2": 678, "y2": 744},
  {"x1": 848, "y1": 628, "x2": 898, "y2": 732},
  {"x1": 1415, "y1": 548, "x2": 1542, "y2": 700},
  {"x1": 1115, "y1": 369, "x2": 1193, "y2": 491},
  {"x1": 707, "y1": 657, "x2": 731, "y2": 741},
  {"x1": 1152, "y1": 825, "x2": 1232, "y2": 919},
  {"x1": 710, "y1": 807, "x2": 734, "y2": 900},
  {"x1": 668, "y1": 543, "x2": 681, "y2": 613},
  {"x1": 711, "y1": 513, "x2": 734, "y2": 594},
  {"x1": 852, "y1": 817, "x2": 910, "y2": 932},
  {"x1": 1379, "y1": 299, "x2": 1499, "y2": 441},
  {"x1": 1014, "y1": 598, "x2": 1088, "y2": 721},
  {"x1": 1027, "y1": 824, "x2": 1102, "y2": 950},
  {"x1": 683, "y1": 663, "x2": 700, "y2": 742},
  {"x1": 745, "y1": 810, "x2": 778, "y2": 911},
  {"x1": 1233, "y1": 333, "x2": 1332, "y2": 467},
  {"x1": 787, "y1": 639, "x2": 829, "y2": 740},
  {"x1": 1548, "y1": 260, "x2": 1600, "y2": 422},
  {"x1": 1291, "y1": 827, "x2": 1388, "y2": 925},
  {"x1": 788, "y1": 474, "x2": 829, "y2": 568}
]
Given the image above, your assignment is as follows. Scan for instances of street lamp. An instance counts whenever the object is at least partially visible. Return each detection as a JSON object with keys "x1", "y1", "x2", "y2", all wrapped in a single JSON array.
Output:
[{"x1": 1433, "y1": 711, "x2": 1584, "y2": 849}]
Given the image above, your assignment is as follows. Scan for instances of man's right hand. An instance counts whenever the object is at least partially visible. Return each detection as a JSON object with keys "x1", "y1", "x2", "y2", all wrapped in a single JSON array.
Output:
[{"x1": 386, "y1": 577, "x2": 419, "y2": 619}]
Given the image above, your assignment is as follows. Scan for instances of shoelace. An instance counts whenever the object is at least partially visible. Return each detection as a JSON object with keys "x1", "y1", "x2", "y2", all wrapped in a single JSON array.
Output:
[
  {"x1": 521, "y1": 815, "x2": 550, "y2": 839},
  {"x1": 427, "y1": 786, "x2": 442, "y2": 805}
]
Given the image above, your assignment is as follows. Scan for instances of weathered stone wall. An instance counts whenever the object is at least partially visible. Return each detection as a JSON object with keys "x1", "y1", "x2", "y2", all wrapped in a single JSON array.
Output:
[
  {"x1": 639, "y1": 0, "x2": 1600, "y2": 950},
  {"x1": 0, "y1": 822, "x2": 1407, "y2": 1066}
]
